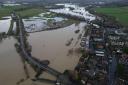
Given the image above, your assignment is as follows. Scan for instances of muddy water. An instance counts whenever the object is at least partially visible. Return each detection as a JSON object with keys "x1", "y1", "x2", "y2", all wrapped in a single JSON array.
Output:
[
  {"x1": 28, "y1": 23, "x2": 86, "y2": 72},
  {"x1": 0, "y1": 37, "x2": 29, "y2": 85},
  {"x1": 0, "y1": 22, "x2": 86, "y2": 85}
]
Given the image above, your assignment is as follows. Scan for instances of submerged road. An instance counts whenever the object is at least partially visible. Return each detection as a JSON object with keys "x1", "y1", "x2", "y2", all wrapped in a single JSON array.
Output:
[{"x1": 13, "y1": 15, "x2": 78, "y2": 85}]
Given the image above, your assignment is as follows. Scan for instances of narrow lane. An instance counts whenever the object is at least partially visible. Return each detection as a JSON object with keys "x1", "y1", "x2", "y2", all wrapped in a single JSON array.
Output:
[{"x1": 108, "y1": 54, "x2": 117, "y2": 85}]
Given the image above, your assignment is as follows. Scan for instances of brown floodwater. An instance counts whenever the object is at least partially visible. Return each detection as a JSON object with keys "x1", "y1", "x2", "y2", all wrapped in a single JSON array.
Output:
[{"x1": 0, "y1": 22, "x2": 86, "y2": 85}]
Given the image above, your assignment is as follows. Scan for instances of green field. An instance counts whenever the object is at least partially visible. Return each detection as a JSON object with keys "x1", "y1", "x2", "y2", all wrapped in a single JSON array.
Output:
[
  {"x1": 0, "y1": 6, "x2": 46, "y2": 19},
  {"x1": 95, "y1": 7, "x2": 128, "y2": 27},
  {"x1": 17, "y1": 8, "x2": 45, "y2": 18}
]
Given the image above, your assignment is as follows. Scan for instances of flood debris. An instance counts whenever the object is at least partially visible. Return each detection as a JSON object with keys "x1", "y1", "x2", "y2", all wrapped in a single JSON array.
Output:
[{"x1": 75, "y1": 29, "x2": 80, "y2": 34}]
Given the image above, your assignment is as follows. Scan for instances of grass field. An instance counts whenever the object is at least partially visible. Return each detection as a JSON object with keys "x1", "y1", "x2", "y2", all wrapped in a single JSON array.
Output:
[
  {"x1": 0, "y1": 6, "x2": 46, "y2": 19},
  {"x1": 95, "y1": 6, "x2": 128, "y2": 27},
  {"x1": 17, "y1": 8, "x2": 45, "y2": 18}
]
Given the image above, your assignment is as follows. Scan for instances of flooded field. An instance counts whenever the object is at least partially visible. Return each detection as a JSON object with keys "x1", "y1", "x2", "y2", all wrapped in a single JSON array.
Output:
[
  {"x1": 0, "y1": 17, "x2": 86, "y2": 85},
  {"x1": 0, "y1": 16, "x2": 67, "y2": 33},
  {"x1": 0, "y1": 17, "x2": 11, "y2": 33},
  {"x1": 28, "y1": 23, "x2": 86, "y2": 72}
]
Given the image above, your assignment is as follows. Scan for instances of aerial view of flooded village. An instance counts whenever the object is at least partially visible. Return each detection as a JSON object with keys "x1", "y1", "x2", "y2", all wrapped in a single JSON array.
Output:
[{"x1": 0, "y1": 0, "x2": 128, "y2": 85}]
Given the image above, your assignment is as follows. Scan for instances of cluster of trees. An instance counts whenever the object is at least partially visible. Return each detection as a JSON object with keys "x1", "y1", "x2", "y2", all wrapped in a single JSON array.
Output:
[{"x1": 0, "y1": 32, "x2": 7, "y2": 42}]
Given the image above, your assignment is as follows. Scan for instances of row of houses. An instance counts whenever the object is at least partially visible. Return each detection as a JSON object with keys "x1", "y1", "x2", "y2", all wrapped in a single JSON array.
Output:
[{"x1": 75, "y1": 23, "x2": 108, "y2": 85}]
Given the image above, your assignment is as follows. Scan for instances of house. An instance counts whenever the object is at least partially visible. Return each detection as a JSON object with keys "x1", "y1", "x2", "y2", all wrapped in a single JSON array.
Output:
[{"x1": 119, "y1": 54, "x2": 128, "y2": 65}]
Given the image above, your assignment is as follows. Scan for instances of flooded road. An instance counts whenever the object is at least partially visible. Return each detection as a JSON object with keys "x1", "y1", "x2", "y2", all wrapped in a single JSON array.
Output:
[{"x1": 0, "y1": 21, "x2": 86, "y2": 85}]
